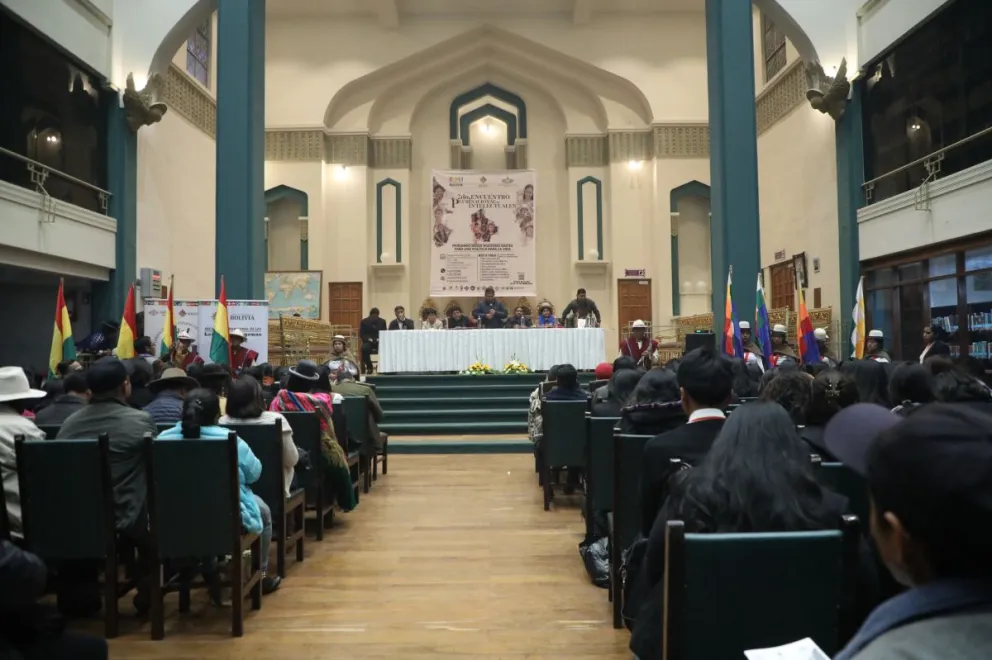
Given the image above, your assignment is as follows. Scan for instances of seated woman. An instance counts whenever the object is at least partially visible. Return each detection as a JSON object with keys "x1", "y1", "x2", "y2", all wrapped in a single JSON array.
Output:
[
  {"x1": 801, "y1": 369, "x2": 859, "y2": 458},
  {"x1": 591, "y1": 368, "x2": 644, "y2": 418},
  {"x1": 630, "y1": 402, "x2": 860, "y2": 660},
  {"x1": 535, "y1": 303, "x2": 557, "y2": 328},
  {"x1": 157, "y1": 388, "x2": 281, "y2": 594},
  {"x1": 329, "y1": 335, "x2": 358, "y2": 364},
  {"x1": 221, "y1": 375, "x2": 300, "y2": 498},
  {"x1": 887, "y1": 363, "x2": 936, "y2": 415},
  {"x1": 269, "y1": 360, "x2": 356, "y2": 511},
  {"x1": 527, "y1": 365, "x2": 559, "y2": 445},
  {"x1": 421, "y1": 308, "x2": 445, "y2": 330},
  {"x1": 619, "y1": 368, "x2": 685, "y2": 435}
]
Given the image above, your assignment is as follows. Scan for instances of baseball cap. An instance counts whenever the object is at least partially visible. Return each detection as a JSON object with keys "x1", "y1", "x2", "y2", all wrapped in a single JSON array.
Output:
[
  {"x1": 824, "y1": 403, "x2": 900, "y2": 475},
  {"x1": 86, "y1": 358, "x2": 130, "y2": 394}
]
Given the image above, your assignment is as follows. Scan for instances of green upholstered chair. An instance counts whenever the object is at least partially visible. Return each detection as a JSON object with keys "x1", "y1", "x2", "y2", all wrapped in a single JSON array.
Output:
[
  {"x1": 662, "y1": 516, "x2": 861, "y2": 659},
  {"x1": 223, "y1": 419, "x2": 305, "y2": 578},
  {"x1": 155, "y1": 423, "x2": 175, "y2": 436},
  {"x1": 584, "y1": 415, "x2": 620, "y2": 540},
  {"x1": 818, "y1": 463, "x2": 870, "y2": 529},
  {"x1": 35, "y1": 424, "x2": 60, "y2": 440},
  {"x1": 610, "y1": 431, "x2": 655, "y2": 628},
  {"x1": 340, "y1": 395, "x2": 370, "y2": 495},
  {"x1": 586, "y1": 378, "x2": 608, "y2": 394},
  {"x1": 538, "y1": 400, "x2": 588, "y2": 510},
  {"x1": 280, "y1": 411, "x2": 334, "y2": 539},
  {"x1": 144, "y1": 432, "x2": 262, "y2": 640},
  {"x1": 14, "y1": 434, "x2": 126, "y2": 638}
]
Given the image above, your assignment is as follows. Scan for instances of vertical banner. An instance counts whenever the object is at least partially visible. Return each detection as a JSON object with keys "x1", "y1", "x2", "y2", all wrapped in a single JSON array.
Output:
[
  {"x1": 143, "y1": 300, "x2": 202, "y2": 356},
  {"x1": 430, "y1": 169, "x2": 536, "y2": 297},
  {"x1": 198, "y1": 299, "x2": 269, "y2": 365}
]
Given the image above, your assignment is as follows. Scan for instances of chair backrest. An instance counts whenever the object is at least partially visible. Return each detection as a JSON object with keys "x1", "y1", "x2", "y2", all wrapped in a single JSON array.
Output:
[
  {"x1": 586, "y1": 379, "x2": 608, "y2": 393},
  {"x1": 540, "y1": 381, "x2": 555, "y2": 396},
  {"x1": 541, "y1": 400, "x2": 588, "y2": 468},
  {"x1": 663, "y1": 516, "x2": 860, "y2": 659},
  {"x1": 156, "y1": 423, "x2": 174, "y2": 436},
  {"x1": 586, "y1": 416, "x2": 620, "y2": 511},
  {"x1": 222, "y1": 420, "x2": 286, "y2": 514},
  {"x1": 612, "y1": 431, "x2": 654, "y2": 550},
  {"x1": 340, "y1": 395, "x2": 368, "y2": 447},
  {"x1": 15, "y1": 435, "x2": 114, "y2": 560},
  {"x1": 36, "y1": 424, "x2": 61, "y2": 440},
  {"x1": 818, "y1": 463, "x2": 869, "y2": 527},
  {"x1": 146, "y1": 431, "x2": 240, "y2": 559},
  {"x1": 280, "y1": 411, "x2": 323, "y2": 485}
]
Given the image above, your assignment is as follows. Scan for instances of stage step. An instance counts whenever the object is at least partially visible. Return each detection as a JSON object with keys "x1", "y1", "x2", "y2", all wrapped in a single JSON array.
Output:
[
  {"x1": 382, "y1": 408, "x2": 525, "y2": 425},
  {"x1": 368, "y1": 373, "x2": 594, "y2": 388},
  {"x1": 375, "y1": 384, "x2": 539, "y2": 399},
  {"x1": 388, "y1": 439, "x2": 532, "y2": 454},
  {"x1": 380, "y1": 396, "x2": 530, "y2": 411},
  {"x1": 379, "y1": 420, "x2": 528, "y2": 435}
]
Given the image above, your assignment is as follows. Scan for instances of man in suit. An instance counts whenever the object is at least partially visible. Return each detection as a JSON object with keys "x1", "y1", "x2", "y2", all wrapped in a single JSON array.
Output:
[
  {"x1": 331, "y1": 367, "x2": 385, "y2": 456},
  {"x1": 388, "y1": 305, "x2": 415, "y2": 331},
  {"x1": 638, "y1": 346, "x2": 733, "y2": 535},
  {"x1": 359, "y1": 308, "x2": 387, "y2": 374}
]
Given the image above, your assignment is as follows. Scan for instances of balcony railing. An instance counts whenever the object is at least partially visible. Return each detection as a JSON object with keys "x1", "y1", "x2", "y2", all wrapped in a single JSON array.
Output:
[{"x1": 0, "y1": 146, "x2": 111, "y2": 215}]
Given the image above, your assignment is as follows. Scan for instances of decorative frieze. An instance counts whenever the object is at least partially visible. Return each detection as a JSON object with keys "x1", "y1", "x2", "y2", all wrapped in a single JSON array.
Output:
[
  {"x1": 608, "y1": 131, "x2": 653, "y2": 163},
  {"x1": 369, "y1": 137, "x2": 412, "y2": 169},
  {"x1": 265, "y1": 130, "x2": 324, "y2": 161},
  {"x1": 163, "y1": 64, "x2": 216, "y2": 138},
  {"x1": 756, "y1": 58, "x2": 807, "y2": 136},
  {"x1": 565, "y1": 136, "x2": 608, "y2": 167},
  {"x1": 324, "y1": 134, "x2": 368, "y2": 166},
  {"x1": 654, "y1": 124, "x2": 710, "y2": 158}
]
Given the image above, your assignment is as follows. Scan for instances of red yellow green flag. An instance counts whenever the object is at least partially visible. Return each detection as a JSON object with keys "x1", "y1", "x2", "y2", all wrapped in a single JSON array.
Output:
[
  {"x1": 49, "y1": 278, "x2": 77, "y2": 378},
  {"x1": 209, "y1": 276, "x2": 232, "y2": 368},
  {"x1": 116, "y1": 284, "x2": 137, "y2": 359},
  {"x1": 159, "y1": 275, "x2": 175, "y2": 359}
]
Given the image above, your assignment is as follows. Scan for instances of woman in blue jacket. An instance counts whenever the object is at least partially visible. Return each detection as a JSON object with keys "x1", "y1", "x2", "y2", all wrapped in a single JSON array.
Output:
[{"x1": 158, "y1": 388, "x2": 281, "y2": 594}]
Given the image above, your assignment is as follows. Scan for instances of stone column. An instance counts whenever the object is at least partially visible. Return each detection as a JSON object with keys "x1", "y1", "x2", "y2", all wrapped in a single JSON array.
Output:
[
  {"x1": 216, "y1": 0, "x2": 266, "y2": 299},
  {"x1": 705, "y1": 0, "x2": 761, "y2": 331},
  {"x1": 835, "y1": 83, "x2": 864, "y2": 355}
]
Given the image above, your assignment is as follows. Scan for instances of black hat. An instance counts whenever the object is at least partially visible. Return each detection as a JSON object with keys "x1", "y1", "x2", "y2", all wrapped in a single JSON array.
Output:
[
  {"x1": 824, "y1": 403, "x2": 900, "y2": 475},
  {"x1": 197, "y1": 363, "x2": 230, "y2": 382},
  {"x1": 86, "y1": 358, "x2": 130, "y2": 394},
  {"x1": 288, "y1": 359, "x2": 320, "y2": 381}
]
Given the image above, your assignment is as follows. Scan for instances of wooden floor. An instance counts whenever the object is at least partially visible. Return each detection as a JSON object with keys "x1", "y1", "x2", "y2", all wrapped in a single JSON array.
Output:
[{"x1": 85, "y1": 455, "x2": 628, "y2": 658}]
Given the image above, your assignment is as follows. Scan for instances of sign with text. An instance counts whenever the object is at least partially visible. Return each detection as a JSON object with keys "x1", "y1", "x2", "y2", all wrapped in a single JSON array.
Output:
[{"x1": 144, "y1": 299, "x2": 268, "y2": 364}]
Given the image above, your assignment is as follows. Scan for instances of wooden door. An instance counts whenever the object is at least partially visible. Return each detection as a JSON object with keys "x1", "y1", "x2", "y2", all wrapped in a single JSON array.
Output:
[
  {"x1": 327, "y1": 282, "x2": 363, "y2": 333},
  {"x1": 617, "y1": 279, "x2": 652, "y2": 333},
  {"x1": 769, "y1": 262, "x2": 795, "y2": 311}
]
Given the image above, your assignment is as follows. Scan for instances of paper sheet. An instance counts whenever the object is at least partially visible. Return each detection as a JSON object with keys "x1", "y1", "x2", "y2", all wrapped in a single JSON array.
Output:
[{"x1": 743, "y1": 638, "x2": 831, "y2": 660}]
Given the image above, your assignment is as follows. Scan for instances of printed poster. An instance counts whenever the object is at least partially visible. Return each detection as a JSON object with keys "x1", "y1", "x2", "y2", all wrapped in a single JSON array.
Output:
[{"x1": 430, "y1": 169, "x2": 536, "y2": 297}]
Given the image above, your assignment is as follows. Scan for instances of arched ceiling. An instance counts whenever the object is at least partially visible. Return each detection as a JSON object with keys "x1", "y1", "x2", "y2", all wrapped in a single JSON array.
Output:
[{"x1": 324, "y1": 25, "x2": 648, "y2": 133}]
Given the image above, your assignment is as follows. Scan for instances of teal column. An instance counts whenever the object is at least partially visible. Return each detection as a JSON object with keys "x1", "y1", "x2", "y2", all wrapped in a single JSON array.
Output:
[
  {"x1": 705, "y1": 0, "x2": 761, "y2": 334},
  {"x1": 836, "y1": 83, "x2": 864, "y2": 356},
  {"x1": 216, "y1": 0, "x2": 265, "y2": 299},
  {"x1": 91, "y1": 95, "x2": 137, "y2": 329}
]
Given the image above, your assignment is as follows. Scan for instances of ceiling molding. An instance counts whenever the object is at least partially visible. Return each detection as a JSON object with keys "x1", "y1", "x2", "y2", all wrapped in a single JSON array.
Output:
[{"x1": 755, "y1": 58, "x2": 807, "y2": 135}]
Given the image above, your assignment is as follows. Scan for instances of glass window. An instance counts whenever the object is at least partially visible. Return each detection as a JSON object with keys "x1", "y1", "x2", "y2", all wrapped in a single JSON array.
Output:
[
  {"x1": 966, "y1": 271, "x2": 992, "y2": 366},
  {"x1": 762, "y1": 14, "x2": 787, "y2": 81},
  {"x1": 929, "y1": 276, "x2": 960, "y2": 354},
  {"x1": 865, "y1": 267, "x2": 895, "y2": 289},
  {"x1": 185, "y1": 19, "x2": 210, "y2": 87},
  {"x1": 899, "y1": 281, "x2": 927, "y2": 360},
  {"x1": 965, "y1": 245, "x2": 992, "y2": 272},
  {"x1": 898, "y1": 262, "x2": 924, "y2": 283},
  {"x1": 929, "y1": 253, "x2": 957, "y2": 277}
]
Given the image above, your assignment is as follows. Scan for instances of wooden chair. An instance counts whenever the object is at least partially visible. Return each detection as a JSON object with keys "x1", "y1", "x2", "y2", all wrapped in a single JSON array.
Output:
[
  {"x1": 222, "y1": 420, "x2": 305, "y2": 578},
  {"x1": 610, "y1": 431, "x2": 655, "y2": 628},
  {"x1": 280, "y1": 411, "x2": 334, "y2": 540},
  {"x1": 144, "y1": 432, "x2": 263, "y2": 639},
  {"x1": 538, "y1": 400, "x2": 588, "y2": 511},
  {"x1": 14, "y1": 434, "x2": 127, "y2": 638},
  {"x1": 340, "y1": 395, "x2": 371, "y2": 495},
  {"x1": 661, "y1": 516, "x2": 861, "y2": 659},
  {"x1": 584, "y1": 415, "x2": 620, "y2": 543},
  {"x1": 818, "y1": 463, "x2": 869, "y2": 528}
]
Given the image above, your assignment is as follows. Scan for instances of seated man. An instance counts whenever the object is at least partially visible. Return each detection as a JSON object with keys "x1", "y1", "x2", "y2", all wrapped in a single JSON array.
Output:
[
  {"x1": 447, "y1": 305, "x2": 470, "y2": 329},
  {"x1": 505, "y1": 306, "x2": 533, "y2": 329},
  {"x1": 0, "y1": 367, "x2": 47, "y2": 538},
  {"x1": 546, "y1": 364, "x2": 588, "y2": 401},
  {"x1": 331, "y1": 367, "x2": 385, "y2": 457},
  {"x1": 143, "y1": 367, "x2": 199, "y2": 424},
  {"x1": 388, "y1": 305, "x2": 415, "y2": 330},
  {"x1": 359, "y1": 307, "x2": 387, "y2": 374},
  {"x1": 421, "y1": 308, "x2": 445, "y2": 330},
  {"x1": 34, "y1": 371, "x2": 89, "y2": 425}
]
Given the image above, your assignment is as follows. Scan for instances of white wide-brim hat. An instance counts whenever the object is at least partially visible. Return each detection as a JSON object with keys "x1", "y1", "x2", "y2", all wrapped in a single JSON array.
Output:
[
  {"x1": 177, "y1": 329, "x2": 193, "y2": 341},
  {"x1": 772, "y1": 324, "x2": 787, "y2": 334},
  {"x1": 0, "y1": 367, "x2": 46, "y2": 403},
  {"x1": 632, "y1": 320, "x2": 647, "y2": 329},
  {"x1": 230, "y1": 329, "x2": 246, "y2": 340}
]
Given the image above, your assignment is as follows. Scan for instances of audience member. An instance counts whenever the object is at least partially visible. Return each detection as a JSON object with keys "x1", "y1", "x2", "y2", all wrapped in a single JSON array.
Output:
[
  {"x1": 359, "y1": 307, "x2": 387, "y2": 373},
  {"x1": 33, "y1": 372, "x2": 89, "y2": 425},
  {"x1": 0, "y1": 541, "x2": 108, "y2": 659},
  {"x1": 593, "y1": 362, "x2": 613, "y2": 382},
  {"x1": 545, "y1": 364, "x2": 588, "y2": 401},
  {"x1": 332, "y1": 366, "x2": 384, "y2": 456},
  {"x1": 591, "y1": 369, "x2": 643, "y2": 418},
  {"x1": 927, "y1": 359, "x2": 992, "y2": 415},
  {"x1": 826, "y1": 404, "x2": 992, "y2": 660},
  {"x1": 158, "y1": 388, "x2": 280, "y2": 594},
  {"x1": 619, "y1": 368, "x2": 684, "y2": 435},
  {"x1": 730, "y1": 357, "x2": 761, "y2": 399},
  {"x1": 0, "y1": 367, "x2": 46, "y2": 537},
  {"x1": 528, "y1": 366, "x2": 559, "y2": 445},
  {"x1": 758, "y1": 369, "x2": 813, "y2": 425},
  {"x1": 143, "y1": 368, "x2": 198, "y2": 424},
  {"x1": 639, "y1": 347, "x2": 732, "y2": 536},
  {"x1": 591, "y1": 356, "x2": 637, "y2": 404},
  {"x1": 887, "y1": 363, "x2": 936, "y2": 415},
  {"x1": 134, "y1": 336, "x2": 156, "y2": 363},
  {"x1": 801, "y1": 369, "x2": 859, "y2": 459},
  {"x1": 631, "y1": 403, "x2": 853, "y2": 660},
  {"x1": 197, "y1": 363, "x2": 231, "y2": 415},
  {"x1": 55, "y1": 359, "x2": 83, "y2": 378},
  {"x1": 126, "y1": 358, "x2": 155, "y2": 409},
  {"x1": 842, "y1": 359, "x2": 891, "y2": 407}
]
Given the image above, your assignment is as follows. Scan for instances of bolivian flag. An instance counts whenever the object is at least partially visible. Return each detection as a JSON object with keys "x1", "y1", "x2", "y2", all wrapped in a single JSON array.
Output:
[
  {"x1": 116, "y1": 284, "x2": 137, "y2": 359},
  {"x1": 49, "y1": 278, "x2": 77, "y2": 378},
  {"x1": 209, "y1": 276, "x2": 232, "y2": 368},
  {"x1": 159, "y1": 276, "x2": 175, "y2": 359}
]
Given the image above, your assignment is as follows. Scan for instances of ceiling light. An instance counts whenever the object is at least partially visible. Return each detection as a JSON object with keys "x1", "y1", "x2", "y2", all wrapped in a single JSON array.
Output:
[{"x1": 627, "y1": 160, "x2": 643, "y2": 171}]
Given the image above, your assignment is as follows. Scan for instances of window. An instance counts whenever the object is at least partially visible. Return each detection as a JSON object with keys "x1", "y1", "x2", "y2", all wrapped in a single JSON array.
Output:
[
  {"x1": 186, "y1": 19, "x2": 210, "y2": 87},
  {"x1": 762, "y1": 14, "x2": 787, "y2": 82}
]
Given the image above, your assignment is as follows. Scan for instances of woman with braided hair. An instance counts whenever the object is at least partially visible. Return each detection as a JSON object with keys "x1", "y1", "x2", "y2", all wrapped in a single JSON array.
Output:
[{"x1": 799, "y1": 369, "x2": 859, "y2": 460}]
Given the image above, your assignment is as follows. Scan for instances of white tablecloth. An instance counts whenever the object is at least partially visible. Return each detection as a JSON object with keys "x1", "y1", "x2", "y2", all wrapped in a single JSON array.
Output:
[{"x1": 378, "y1": 328, "x2": 607, "y2": 372}]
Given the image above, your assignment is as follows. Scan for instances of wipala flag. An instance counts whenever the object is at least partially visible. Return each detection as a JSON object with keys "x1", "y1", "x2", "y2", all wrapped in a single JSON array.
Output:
[
  {"x1": 209, "y1": 276, "x2": 232, "y2": 368},
  {"x1": 49, "y1": 278, "x2": 77, "y2": 378},
  {"x1": 115, "y1": 284, "x2": 138, "y2": 360},
  {"x1": 159, "y1": 275, "x2": 176, "y2": 359},
  {"x1": 722, "y1": 268, "x2": 744, "y2": 359},
  {"x1": 755, "y1": 273, "x2": 773, "y2": 368},
  {"x1": 796, "y1": 285, "x2": 821, "y2": 364}
]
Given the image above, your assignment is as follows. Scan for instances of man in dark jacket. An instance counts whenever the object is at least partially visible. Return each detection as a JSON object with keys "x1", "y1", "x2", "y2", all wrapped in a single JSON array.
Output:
[
  {"x1": 561, "y1": 288, "x2": 601, "y2": 326},
  {"x1": 387, "y1": 305, "x2": 415, "y2": 331},
  {"x1": 472, "y1": 287, "x2": 507, "y2": 329},
  {"x1": 33, "y1": 372, "x2": 89, "y2": 425},
  {"x1": 143, "y1": 368, "x2": 199, "y2": 424},
  {"x1": 359, "y1": 307, "x2": 387, "y2": 374},
  {"x1": 332, "y1": 368, "x2": 385, "y2": 455},
  {"x1": 638, "y1": 347, "x2": 732, "y2": 536}
]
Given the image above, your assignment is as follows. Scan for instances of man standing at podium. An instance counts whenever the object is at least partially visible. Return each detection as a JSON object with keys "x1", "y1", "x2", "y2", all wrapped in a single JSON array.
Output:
[
  {"x1": 473, "y1": 287, "x2": 507, "y2": 329},
  {"x1": 562, "y1": 288, "x2": 601, "y2": 326}
]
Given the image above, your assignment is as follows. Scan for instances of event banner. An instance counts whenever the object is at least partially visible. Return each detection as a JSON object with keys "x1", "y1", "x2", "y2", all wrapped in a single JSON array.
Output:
[
  {"x1": 430, "y1": 169, "x2": 536, "y2": 297},
  {"x1": 144, "y1": 299, "x2": 269, "y2": 365}
]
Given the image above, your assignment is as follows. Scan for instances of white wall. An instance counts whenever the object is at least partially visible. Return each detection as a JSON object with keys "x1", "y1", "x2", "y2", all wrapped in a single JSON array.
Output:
[
  {"x1": 1, "y1": 0, "x2": 112, "y2": 78},
  {"x1": 677, "y1": 196, "x2": 711, "y2": 316},
  {"x1": 857, "y1": 0, "x2": 951, "y2": 67}
]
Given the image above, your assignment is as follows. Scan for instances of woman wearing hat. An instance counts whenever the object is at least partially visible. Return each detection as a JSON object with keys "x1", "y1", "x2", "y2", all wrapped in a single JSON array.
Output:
[
  {"x1": 768, "y1": 324, "x2": 799, "y2": 368},
  {"x1": 329, "y1": 335, "x2": 358, "y2": 364},
  {"x1": 170, "y1": 329, "x2": 204, "y2": 370},
  {"x1": 536, "y1": 303, "x2": 557, "y2": 328},
  {"x1": 0, "y1": 367, "x2": 47, "y2": 537}
]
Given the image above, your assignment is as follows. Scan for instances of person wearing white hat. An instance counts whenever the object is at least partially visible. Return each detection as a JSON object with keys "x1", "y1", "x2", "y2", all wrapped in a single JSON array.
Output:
[
  {"x1": 229, "y1": 329, "x2": 259, "y2": 376},
  {"x1": 737, "y1": 321, "x2": 765, "y2": 372},
  {"x1": 620, "y1": 320, "x2": 659, "y2": 368},
  {"x1": 768, "y1": 323, "x2": 799, "y2": 368},
  {"x1": 170, "y1": 328, "x2": 204, "y2": 370},
  {"x1": 866, "y1": 329, "x2": 891, "y2": 363},
  {"x1": 329, "y1": 334, "x2": 358, "y2": 365},
  {"x1": 0, "y1": 367, "x2": 48, "y2": 537},
  {"x1": 814, "y1": 328, "x2": 838, "y2": 367}
]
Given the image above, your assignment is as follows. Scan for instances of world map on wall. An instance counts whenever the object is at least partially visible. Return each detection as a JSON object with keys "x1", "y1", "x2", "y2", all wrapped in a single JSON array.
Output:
[{"x1": 264, "y1": 271, "x2": 321, "y2": 319}]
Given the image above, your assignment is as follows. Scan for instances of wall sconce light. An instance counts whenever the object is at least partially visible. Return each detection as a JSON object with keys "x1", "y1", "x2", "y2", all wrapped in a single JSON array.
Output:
[
  {"x1": 626, "y1": 160, "x2": 643, "y2": 172},
  {"x1": 482, "y1": 118, "x2": 494, "y2": 135},
  {"x1": 333, "y1": 164, "x2": 348, "y2": 181}
]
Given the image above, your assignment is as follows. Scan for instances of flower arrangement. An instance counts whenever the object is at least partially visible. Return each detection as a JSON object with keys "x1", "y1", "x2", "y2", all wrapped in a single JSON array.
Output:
[
  {"x1": 463, "y1": 361, "x2": 494, "y2": 375},
  {"x1": 503, "y1": 356, "x2": 530, "y2": 374}
]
